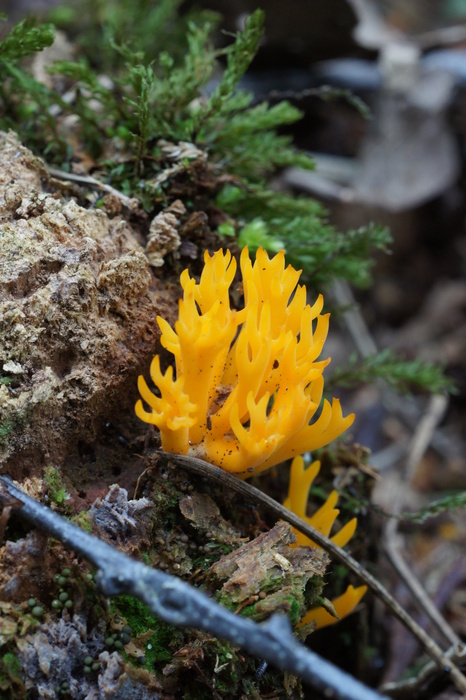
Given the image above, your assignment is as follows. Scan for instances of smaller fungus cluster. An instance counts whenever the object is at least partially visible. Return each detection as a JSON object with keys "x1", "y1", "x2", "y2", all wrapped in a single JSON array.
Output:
[
  {"x1": 284, "y1": 456, "x2": 367, "y2": 629},
  {"x1": 136, "y1": 247, "x2": 354, "y2": 477}
]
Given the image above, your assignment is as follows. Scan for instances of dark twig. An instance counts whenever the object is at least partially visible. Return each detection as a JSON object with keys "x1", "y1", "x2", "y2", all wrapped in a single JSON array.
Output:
[
  {"x1": 157, "y1": 451, "x2": 466, "y2": 694},
  {"x1": 0, "y1": 475, "x2": 385, "y2": 700}
]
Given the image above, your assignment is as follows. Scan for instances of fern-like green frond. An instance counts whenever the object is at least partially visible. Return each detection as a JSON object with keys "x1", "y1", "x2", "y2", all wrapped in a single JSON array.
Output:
[
  {"x1": 0, "y1": 17, "x2": 54, "y2": 62},
  {"x1": 328, "y1": 349, "x2": 457, "y2": 395}
]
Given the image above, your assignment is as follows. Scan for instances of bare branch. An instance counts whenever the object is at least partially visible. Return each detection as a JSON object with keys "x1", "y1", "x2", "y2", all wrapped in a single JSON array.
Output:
[
  {"x1": 383, "y1": 393, "x2": 461, "y2": 648},
  {"x1": 47, "y1": 167, "x2": 139, "y2": 209},
  {"x1": 0, "y1": 475, "x2": 386, "y2": 700}
]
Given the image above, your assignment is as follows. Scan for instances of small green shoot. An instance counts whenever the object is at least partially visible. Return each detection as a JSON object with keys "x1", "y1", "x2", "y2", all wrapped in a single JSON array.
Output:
[
  {"x1": 328, "y1": 349, "x2": 457, "y2": 395},
  {"x1": 44, "y1": 466, "x2": 70, "y2": 506}
]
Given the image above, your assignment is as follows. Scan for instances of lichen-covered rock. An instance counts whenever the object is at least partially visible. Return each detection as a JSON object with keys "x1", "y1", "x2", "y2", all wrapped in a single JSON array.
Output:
[
  {"x1": 93, "y1": 651, "x2": 162, "y2": 699},
  {"x1": 16, "y1": 614, "x2": 160, "y2": 699},
  {"x1": 17, "y1": 613, "x2": 103, "y2": 698},
  {"x1": 0, "y1": 531, "x2": 49, "y2": 600},
  {"x1": 0, "y1": 131, "x2": 175, "y2": 481}
]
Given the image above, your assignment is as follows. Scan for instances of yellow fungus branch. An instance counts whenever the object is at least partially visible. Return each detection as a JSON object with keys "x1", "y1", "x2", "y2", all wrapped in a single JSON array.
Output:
[
  {"x1": 301, "y1": 585, "x2": 368, "y2": 629},
  {"x1": 136, "y1": 247, "x2": 354, "y2": 477}
]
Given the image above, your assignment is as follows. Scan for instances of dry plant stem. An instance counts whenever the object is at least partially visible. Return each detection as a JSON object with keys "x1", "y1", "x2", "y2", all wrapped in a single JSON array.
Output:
[
  {"x1": 384, "y1": 393, "x2": 461, "y2": 648},
  {"x1": 157, "y1": 451, "x2": 466, "y2": 694},
  {"x1": 417, "y1": 23, "x2": 466, "y2": 49},
  {"x1": 380, "y1": 644, "x2": 466, "y2": 698},
  {"x1": 0, "y1": 476, "x2": 386, "y2": 700},
  {"x1": 332, "y1": 281, "x2": 462, "y2": 651},
  {"x1": 384, "y1": 534, "x2": 463, "y2": 649},
  {"x1": 401, "y1": 393, "x2": 449, "y2": 488},
  {"x1": 48, "y1": 167, "x2": 137, "y2": 208},
  {"x1": 331, "y1": 279, "x2": 378, "y2": 357}
]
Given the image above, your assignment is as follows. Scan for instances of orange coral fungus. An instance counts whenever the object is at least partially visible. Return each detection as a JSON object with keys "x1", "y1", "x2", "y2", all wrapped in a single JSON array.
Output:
[
  {"x1": 302, "y1": 585, "x2": 368, "y2": 630},
  {"x1": 283, "y1": 455, "x2": 358, "y2": 548},
  {"x1": 136, "y1": 247, "x2": 354, "y2": 477},
  {"x1": 284, "y1": 455, "x2": 367, "y2": 628}
]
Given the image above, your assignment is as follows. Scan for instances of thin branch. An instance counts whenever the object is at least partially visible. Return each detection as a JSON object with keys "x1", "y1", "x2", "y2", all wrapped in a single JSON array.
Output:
[
  {"x1": 0, "y1": 475, "x2": 386, "y2": 700},
  {"x1": 384, "y1": 537, "x2": 463, "y2": 649},
  {"x1": 380, "y1": 643, "x2": 466, "y2": 698},
  {"x1": 401, "y1": 393, "x2": 449, "y2": 488},
  {"x1": 156, "y1": 451, "x2": 466, "y2": 694},
  {"x1": 331, "y1": 278, "x2": 378, "y2": 357},
  {"x1": 47, "y1": 167, "x2": 138, "y2": 209},
  {"x1": 417, "y1": 23, "x2": 466, "y2": 50},
  {"x1": 384, "y1": 394, "x2": 461, "y2": 648}
]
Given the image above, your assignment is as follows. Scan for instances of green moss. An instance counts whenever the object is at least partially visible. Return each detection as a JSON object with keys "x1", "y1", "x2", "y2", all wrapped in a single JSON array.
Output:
[
  {"x1": 44, "y1": 466, "x2": 70, "y2": 506},
  {"x1": 288, "y1": 597, "x2": 302, "y2": 626},
  {"x1": 0, "y1": 415, "x2": 15, "y2": 445},
  {"x1": 304, "y1": 575, "x2": 326, "y2": 609},
  {"x1": 150, "y1": 477, "x2": 185, "y2": 531},
  {"x1": 71, "y1": 510, "x2": 92, "y2": 532},
  {"x1": 0, "y1": 652, "x2": 25, "y2": 699},
  {"x1": 140, "y1": 551, "x2": 151, "y2": 566},
  {"x1": 111, "y1": 595, "x2": 182, "y2": 666},
  {"x1": 0, "y1": 9, "x2": 379, "y2": 291},
  {"x1": 1, "y1": 654, "x2": 20, "y2": 676}
]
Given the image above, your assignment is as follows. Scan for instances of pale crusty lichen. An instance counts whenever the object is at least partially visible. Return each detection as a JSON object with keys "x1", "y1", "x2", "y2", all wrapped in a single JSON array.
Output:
[
  {"x1": 145, "y1": 199, "x2": 185, "y2": 267},
  {"x1": 0, "y1": 131, "x2": 163, "y2": 476}
]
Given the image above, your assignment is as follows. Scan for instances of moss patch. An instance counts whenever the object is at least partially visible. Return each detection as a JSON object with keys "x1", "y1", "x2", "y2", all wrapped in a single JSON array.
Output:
[
  {"x1": 111, "y1": 594, "x2": 183, "y2": 666},
  {"x1": 44, "y1": 466, "x2": 70, "y2": 507}
]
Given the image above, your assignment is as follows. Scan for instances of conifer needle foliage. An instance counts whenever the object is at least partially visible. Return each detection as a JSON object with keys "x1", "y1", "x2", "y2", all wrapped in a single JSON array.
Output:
[
  {"x1": 0, "y1": 15, "x2": 54, "y2": 61},
  {"x1": 328, "y1": 349, "x2": 456, "y2": 396},
  {"x1": 0, "y1": 4, "x2": 454, "y2": 397},
  {"x1": 400, "y1": 491, "x2": 466, "y2": 523},
  {"x1": 0, "y1": 16, "x2": 61, "y2": 155}
]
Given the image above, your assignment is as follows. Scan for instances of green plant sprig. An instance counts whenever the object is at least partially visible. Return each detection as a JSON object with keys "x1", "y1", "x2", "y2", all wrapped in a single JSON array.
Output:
[{"x1": 328, "y1": 349, "x2": 456, "y2": 395}]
